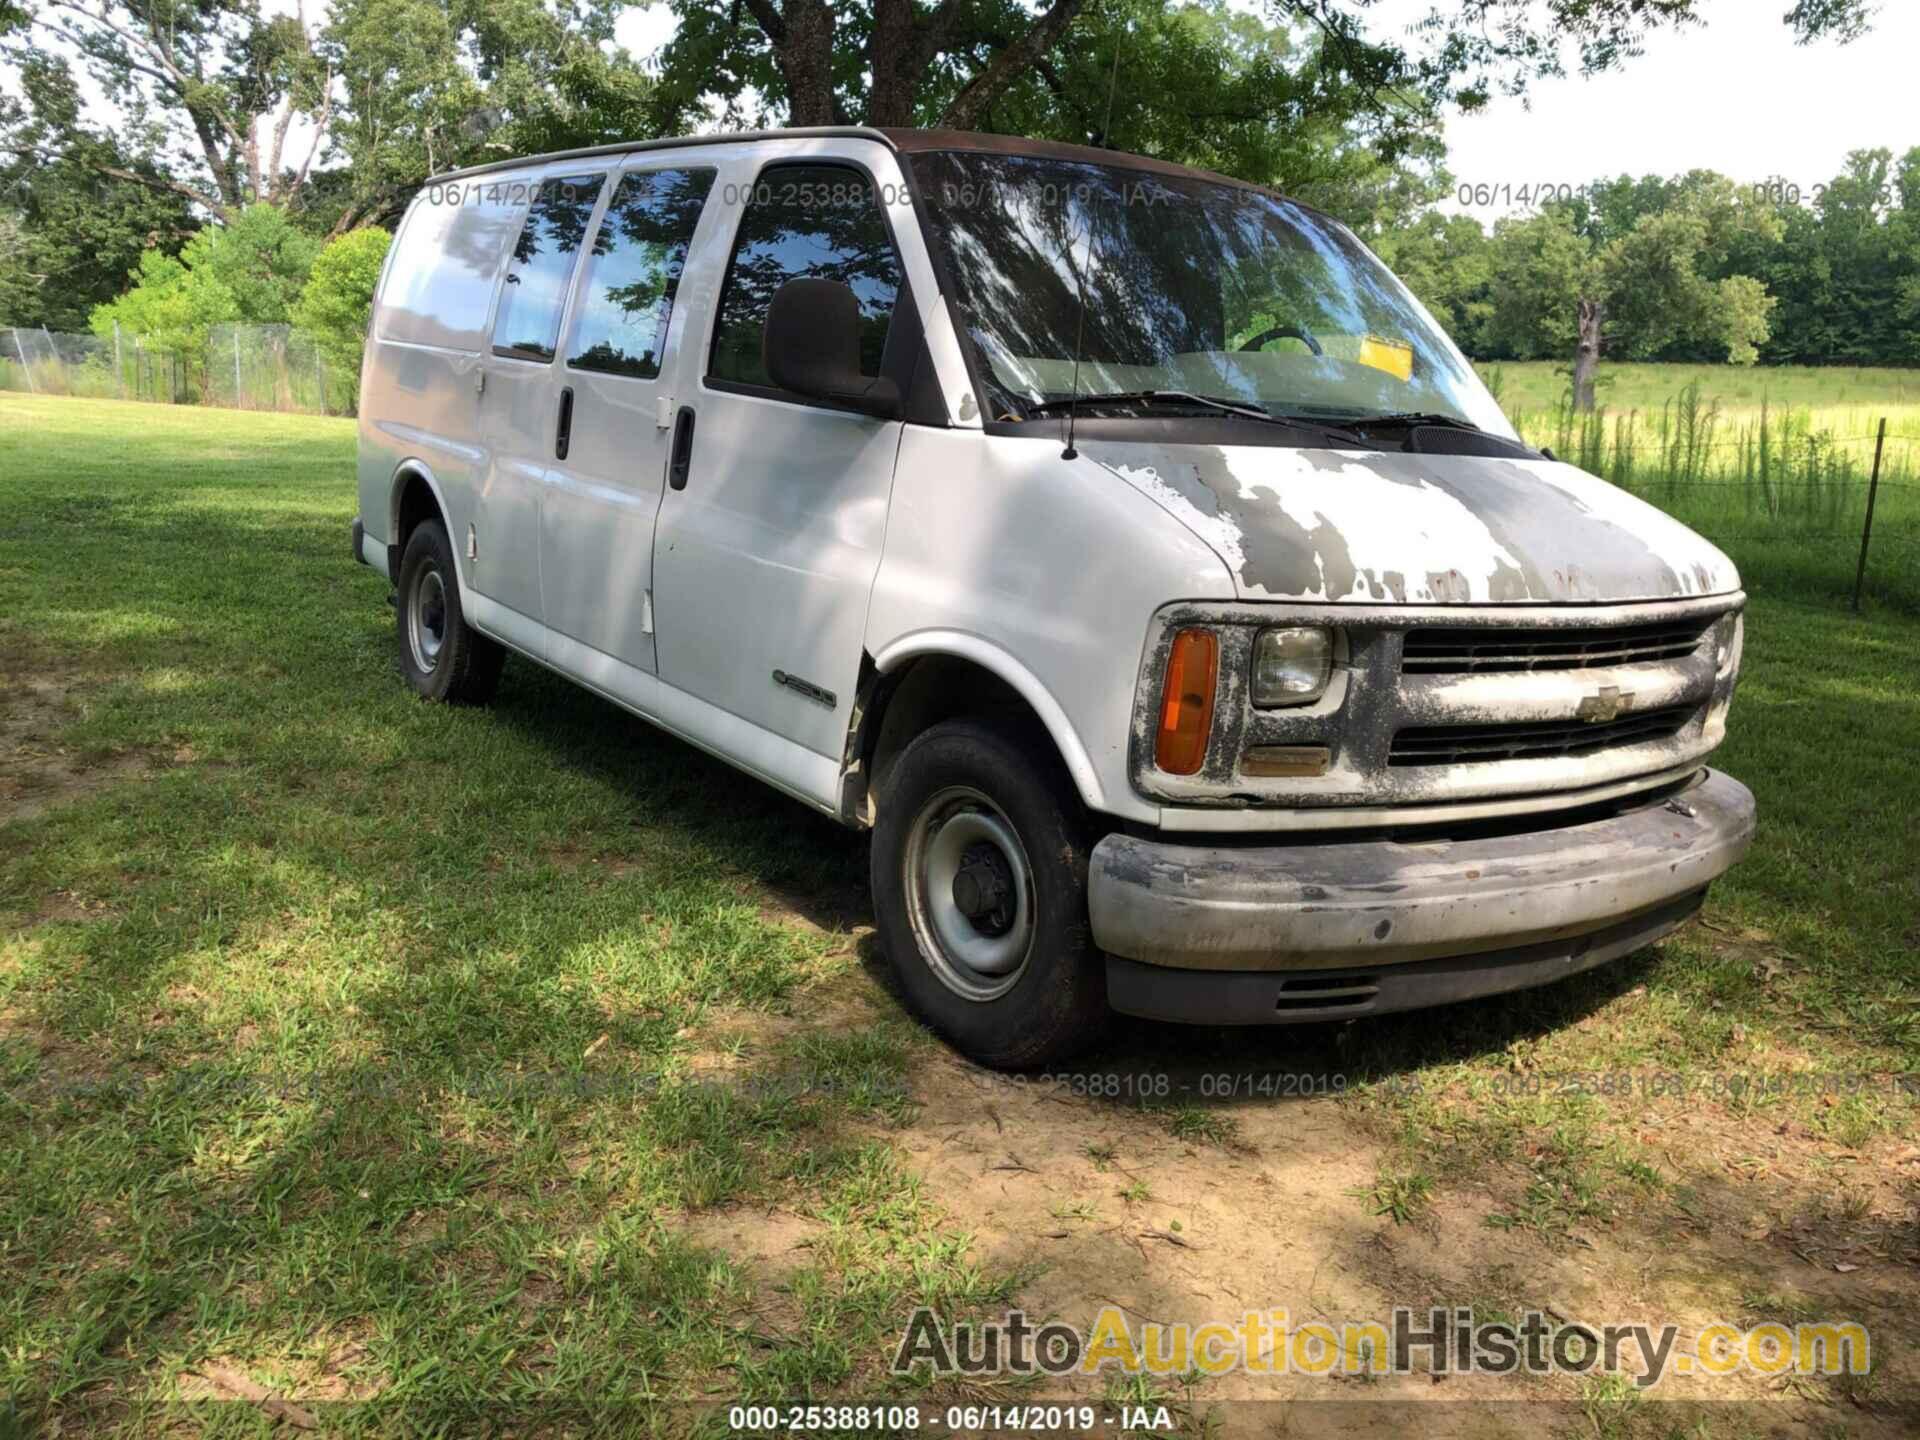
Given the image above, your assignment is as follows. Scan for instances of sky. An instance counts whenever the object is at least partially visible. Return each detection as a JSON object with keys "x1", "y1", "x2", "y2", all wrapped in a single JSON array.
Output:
[{"x1": 612, "y1": 0, "x2": 1920, "y2": 219}]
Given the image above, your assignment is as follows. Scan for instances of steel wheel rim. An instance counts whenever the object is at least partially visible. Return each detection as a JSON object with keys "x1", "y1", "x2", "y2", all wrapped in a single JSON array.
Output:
[
  {"x1": 903, "y1": 785, "x2": 1035, "y2": 1003},
  {"x1": 409, "y1": 565, "x2": 447, "y2": 674}
]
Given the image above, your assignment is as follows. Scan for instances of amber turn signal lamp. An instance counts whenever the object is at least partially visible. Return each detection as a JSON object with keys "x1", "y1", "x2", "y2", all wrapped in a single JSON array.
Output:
[{"x1": 1156, "y1": 628, "x2": 1218, "y2": 775}]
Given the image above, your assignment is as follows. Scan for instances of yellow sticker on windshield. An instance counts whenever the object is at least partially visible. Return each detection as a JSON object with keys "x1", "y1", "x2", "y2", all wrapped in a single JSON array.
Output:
[{"x1": 1358, "y1": 335, "x2": 1413, "y2": 382}]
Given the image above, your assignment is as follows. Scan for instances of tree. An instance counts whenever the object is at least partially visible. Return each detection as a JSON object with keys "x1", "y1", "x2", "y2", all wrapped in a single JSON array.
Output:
[
  {"x1": 291, "y1": 225, "x2": 390, "y2": 404},
  {"x1": 1482, "y1": 209, "x2": 1588, "y2": 362},
  {"x1": 649, "y1": 0, "x2": 1437, "y2": 159},
  {"x1": 90, "y1": 202, "x2": 318, "y2": 388},
  {"x1": 1353, "y1": 0, "x2": 1872, "y2": 111},
  {"x1": 646, "y1": 0, "x2": 1872, "y2": 158},
  {"x1": 87, "y1": 248, "x2": 231, "y2": 368},
  {"x1": 1484, "y1": 204, "x2": 1776, "y2": 409},
  {"x1": 11, "y1": 0, "x2": 334, "y2": 221},
  {"x1": 0, "y1": 56, "x2": 200, "y2": 327},
  {"x1": 313, "y1": 0, "x2": 657, "y2": 234},
  {"x1": 7, "y1": 0, "x2": 658, "y2": 238}
]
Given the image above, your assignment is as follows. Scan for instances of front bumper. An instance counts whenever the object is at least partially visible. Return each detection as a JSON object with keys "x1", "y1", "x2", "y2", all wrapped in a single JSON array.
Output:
[{"x1": 1090, "y1": 768, "x2": 1755, "y2": 1025}]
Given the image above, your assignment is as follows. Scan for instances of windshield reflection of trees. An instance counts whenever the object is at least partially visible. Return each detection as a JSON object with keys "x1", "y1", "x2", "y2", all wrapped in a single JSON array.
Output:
[{"x1": 913, "y1": 153, "x2": 1480, "y2": 415}]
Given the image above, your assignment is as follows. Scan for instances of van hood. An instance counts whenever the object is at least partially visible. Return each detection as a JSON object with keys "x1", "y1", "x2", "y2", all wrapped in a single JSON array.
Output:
[{"x1": 1082, "y1": 441, "x2": 1739, "y2": 605}]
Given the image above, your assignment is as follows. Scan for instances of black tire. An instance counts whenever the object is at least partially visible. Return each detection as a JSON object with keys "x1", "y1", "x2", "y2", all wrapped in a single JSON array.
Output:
[
  {"x1": 871, "y1": 718, "x2": 1108, "y2": 1069},
  {"x1": 395, "y1": 519, "x2": 504, "y2": 704}
]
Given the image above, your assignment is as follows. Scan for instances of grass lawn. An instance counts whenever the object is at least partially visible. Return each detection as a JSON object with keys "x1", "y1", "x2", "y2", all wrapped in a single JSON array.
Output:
[
  {"x1": 2, "y1": 393, "x2": 1916, "y2": 1437},
  {"x1": 1478, "y1": 361, "x2": 1920, "y2": 417}
]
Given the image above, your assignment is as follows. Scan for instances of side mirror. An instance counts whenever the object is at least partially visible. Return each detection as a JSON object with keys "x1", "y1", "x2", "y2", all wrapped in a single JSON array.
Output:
[{"x1": 763, "y1": 277, "x2": 902, "y2": 419}]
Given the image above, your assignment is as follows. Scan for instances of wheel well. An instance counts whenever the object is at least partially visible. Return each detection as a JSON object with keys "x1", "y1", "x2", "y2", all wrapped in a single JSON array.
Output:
[
  {"x1": 845, "y1": 653, "x2": 1064, "y2": 826},
  {"x1": 393, "y1": 469, "x2": 441, "y2": 551}
]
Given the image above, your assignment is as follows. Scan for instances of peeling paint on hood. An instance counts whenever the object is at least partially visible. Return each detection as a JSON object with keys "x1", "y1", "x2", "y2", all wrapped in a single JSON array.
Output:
[{"x1": 1083, "y1": 442, "x2": 1740, "y2": 604}]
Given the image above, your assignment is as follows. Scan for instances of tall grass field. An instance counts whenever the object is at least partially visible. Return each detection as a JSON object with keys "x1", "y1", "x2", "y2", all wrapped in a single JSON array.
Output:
[{"x1": 1478, "y1": 363, "x2": 1920, "y2": 611}]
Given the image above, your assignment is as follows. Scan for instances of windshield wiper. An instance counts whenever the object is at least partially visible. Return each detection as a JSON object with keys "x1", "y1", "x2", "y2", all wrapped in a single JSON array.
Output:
[
  {"x1": 1026, "y1": 389, "x2": 1273, "y2": 422},
  {"x1": 1335, "y1": 411, "x2": 1484, "y2": 432},
  {"x1": 1025, "y1": 390, "x2": 1367, "y2": 445}
]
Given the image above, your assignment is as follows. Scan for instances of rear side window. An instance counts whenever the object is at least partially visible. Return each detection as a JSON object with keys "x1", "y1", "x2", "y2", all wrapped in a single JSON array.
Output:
[
  {"x1": 492, "y1": 173, "x2": 606, "y2": 361},
  {"x1": 708, "y1": 164, "x2": 903, "y2": 390},
  {"x1": 567, "y1": 168, "x2": 715, "y2": 380},
  {"x1": 377, "y1": 185, "x2": 525, "y2": 351}
]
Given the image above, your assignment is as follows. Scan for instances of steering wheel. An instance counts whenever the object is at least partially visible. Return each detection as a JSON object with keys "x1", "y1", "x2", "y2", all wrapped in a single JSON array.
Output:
[{"x1": 1239, "y1": 324, "x2": 1323, "y2": 356}]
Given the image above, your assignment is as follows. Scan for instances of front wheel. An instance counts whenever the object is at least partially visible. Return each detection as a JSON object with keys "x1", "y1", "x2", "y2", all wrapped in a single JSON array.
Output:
[
  {"x1": 871, "y1": 719, "x2": 1108, "y2": 1069},
  {"x1": 395, "y1": 519, "x2": 504, "y2": 704}
]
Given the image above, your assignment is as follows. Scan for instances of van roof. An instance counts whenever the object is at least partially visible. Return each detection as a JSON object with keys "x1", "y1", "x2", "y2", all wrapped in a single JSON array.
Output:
[{"x1": 423, "y1": 126, "x2": 1328, "y2": 220}]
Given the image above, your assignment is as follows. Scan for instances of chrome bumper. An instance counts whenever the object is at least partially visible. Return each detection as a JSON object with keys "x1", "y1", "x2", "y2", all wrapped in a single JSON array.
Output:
[{"x1": 1090, "y1": 768, "x2": 1755, "y2": 982}]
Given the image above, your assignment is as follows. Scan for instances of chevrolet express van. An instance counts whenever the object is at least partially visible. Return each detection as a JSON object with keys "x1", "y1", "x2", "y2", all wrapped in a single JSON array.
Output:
[{"x1": 352, "y1": 127, "x2": 1755, "y2": 1068}]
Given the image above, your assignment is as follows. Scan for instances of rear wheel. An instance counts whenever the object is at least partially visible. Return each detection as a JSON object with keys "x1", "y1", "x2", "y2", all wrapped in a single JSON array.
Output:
[
  {"x1": 396, "y1": 519, "x2": 504, "y2": 704},
  {"x1": 872, "y1": 719, "x2": 1108, "y2": 1069}
]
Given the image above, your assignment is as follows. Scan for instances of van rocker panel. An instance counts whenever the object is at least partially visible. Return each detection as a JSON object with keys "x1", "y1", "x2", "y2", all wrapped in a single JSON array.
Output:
[{"x1": 1089, "y1": 768, "x2": 1754, "y2": 973}]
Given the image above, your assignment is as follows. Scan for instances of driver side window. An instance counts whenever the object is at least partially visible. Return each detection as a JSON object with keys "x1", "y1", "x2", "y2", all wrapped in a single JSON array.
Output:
[{"x1": 707, "y1": 164, "x2": 904, "y2": 393}]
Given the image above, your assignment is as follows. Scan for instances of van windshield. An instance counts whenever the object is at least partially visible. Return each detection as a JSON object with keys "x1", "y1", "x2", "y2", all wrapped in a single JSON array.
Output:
[{"x1": 908, "y1": 151, "x2": 1514, "y2": 439}]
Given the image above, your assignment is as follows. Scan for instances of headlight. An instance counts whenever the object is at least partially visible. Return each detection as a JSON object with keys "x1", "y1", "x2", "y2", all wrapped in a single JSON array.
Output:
[{"x1": 1251, "y1": 626, "x2": 1333, "y2": 707}]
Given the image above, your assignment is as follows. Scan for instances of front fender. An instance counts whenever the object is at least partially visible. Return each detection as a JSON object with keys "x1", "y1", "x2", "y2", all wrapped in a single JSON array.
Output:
[{"x1": 869, "y1": 630, "x2": 1112, "y2": 816}]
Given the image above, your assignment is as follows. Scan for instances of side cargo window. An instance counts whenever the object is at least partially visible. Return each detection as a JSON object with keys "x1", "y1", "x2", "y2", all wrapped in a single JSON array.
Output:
[
  {"x1": 491, "y1": 173, "x2": 606, "y2": 361},
  {"x1": 567, "y1": 168, "x2": 716, "y2": 379},
  {"x1": 708, "y1": 164, "x2": 904, "y2": 392},
  {"x1": 376, "y1": 186, "x2": 523, "y2": 351}
]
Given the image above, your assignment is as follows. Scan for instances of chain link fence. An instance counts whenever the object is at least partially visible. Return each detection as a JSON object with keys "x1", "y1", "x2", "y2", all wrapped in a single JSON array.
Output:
[{"x1": 0, "y1": 324, "x2": 353, "y2": 415}]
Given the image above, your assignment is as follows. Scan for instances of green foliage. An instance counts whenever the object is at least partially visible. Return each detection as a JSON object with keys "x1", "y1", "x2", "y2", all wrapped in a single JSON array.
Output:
[
  {"x1": 88, "y1": 250, "x2": 226, "y2": 359},
  {"x1": 89, "y1": 205, "x2": 319, "y2": 367},
  {"x1": 1599, "y1": 210, "x2": 1726, "y2": 360},
  {"x1": 1714, "y1": 276, "x2": 1774, "y2": 366},
  {"x1": 291, "y1": 227, "x2": 393, "y2": 404},
  {"x1": 1415, "y1": 147, "x2": 1919, "y2": 371},
  {"x1": 189, "y1": 205, "x2": 321, "y2": 324},
  {"x1": 651, "y1": 0, "x2": 1448, "y2": 202},
  {"x1": 0, "y1": 56, "x2": 201, "y2": 329},
  {"x1": 1399, "y1": 0, "x2": 1872, "y2": 112},
  {"x1": 1482, "y1": 208, "x2": 1593, "y2": 359},
  {"x1": 315, "y1": 0, "x2": 654, "y2": 232},
  {"x1": 4, "y1": 0, "x2": 332, "y2": 218}
]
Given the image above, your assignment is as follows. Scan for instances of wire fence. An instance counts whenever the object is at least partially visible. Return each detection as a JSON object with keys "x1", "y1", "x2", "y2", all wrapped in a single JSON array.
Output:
[
  {"x1": 1512, "y1": 401, "x2": 1920, "y2": 613},
  {"x1": 0, "y1": 325, "x2": 353, "y2": 415}
]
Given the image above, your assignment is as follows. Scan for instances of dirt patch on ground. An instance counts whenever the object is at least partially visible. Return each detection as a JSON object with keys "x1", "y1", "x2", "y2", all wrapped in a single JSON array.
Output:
[
  {"x1": 871, "y1": 1040, "x2": 1918, "y2": 1434},
  {"x1": 177, "y1": 1338, "x2": 387, "y2": 1417},
  {"x1": 0, "y1": 672, "x2": 154, "y2": 824}
]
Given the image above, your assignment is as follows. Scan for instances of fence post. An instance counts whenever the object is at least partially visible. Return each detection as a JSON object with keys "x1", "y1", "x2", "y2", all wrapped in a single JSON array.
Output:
[
  {"x1": 1851, "y1": 417, "x2": 1888, "y2": 614},
  {"x1": 9, "y1": 328, "x2": 36, "y2": 394},
  {"x1": 113, "y1": 321, "x2": 124, "y2": 398},
  {"x1": 316, "y1": 347, "x2": 326, "y2": 414},
  {"x1": 232, "y1": 327, "x2": 243, "y2": 409}
]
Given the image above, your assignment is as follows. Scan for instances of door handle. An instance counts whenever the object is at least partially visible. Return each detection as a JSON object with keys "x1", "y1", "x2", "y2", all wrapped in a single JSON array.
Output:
[
  {"x1": 668, "y1": 405, "x2": 696, "y2": 491},
  {"x1": 554, "y1": 386, "x2": 574, "y2": 460}
]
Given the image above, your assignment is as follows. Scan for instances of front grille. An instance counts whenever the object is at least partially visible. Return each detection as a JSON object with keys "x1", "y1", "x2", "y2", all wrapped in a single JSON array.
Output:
[
  {"x1": 1401, "y1": 618, "x2": 1712, "y2": 674},
  {"x1": 1389, "y1": 704, "x2": 1695, "y2": 767}
]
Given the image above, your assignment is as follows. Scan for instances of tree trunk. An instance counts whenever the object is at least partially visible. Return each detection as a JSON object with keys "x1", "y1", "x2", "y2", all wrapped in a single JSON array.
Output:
[
  {"x1": 1572, "y1": 297, "x2": 1604, "y2": 413},
  {"x1": 866, "y1": 0, "x2": 922, "y2": 127},
  {"x1": 759, "y1": 0, "x2": 846, "y2": 128}
]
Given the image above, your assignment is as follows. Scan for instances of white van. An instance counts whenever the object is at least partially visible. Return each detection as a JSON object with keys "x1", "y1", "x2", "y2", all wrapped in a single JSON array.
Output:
[{"x1": 352, "y1": 127, "x2": 1755, "y2": 1068}]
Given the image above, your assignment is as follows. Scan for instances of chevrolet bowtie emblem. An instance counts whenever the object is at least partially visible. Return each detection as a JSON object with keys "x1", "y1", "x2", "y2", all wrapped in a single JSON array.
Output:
[{"x1": 1576, "y1": 685, "x2": 1633, "y2": 723}]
